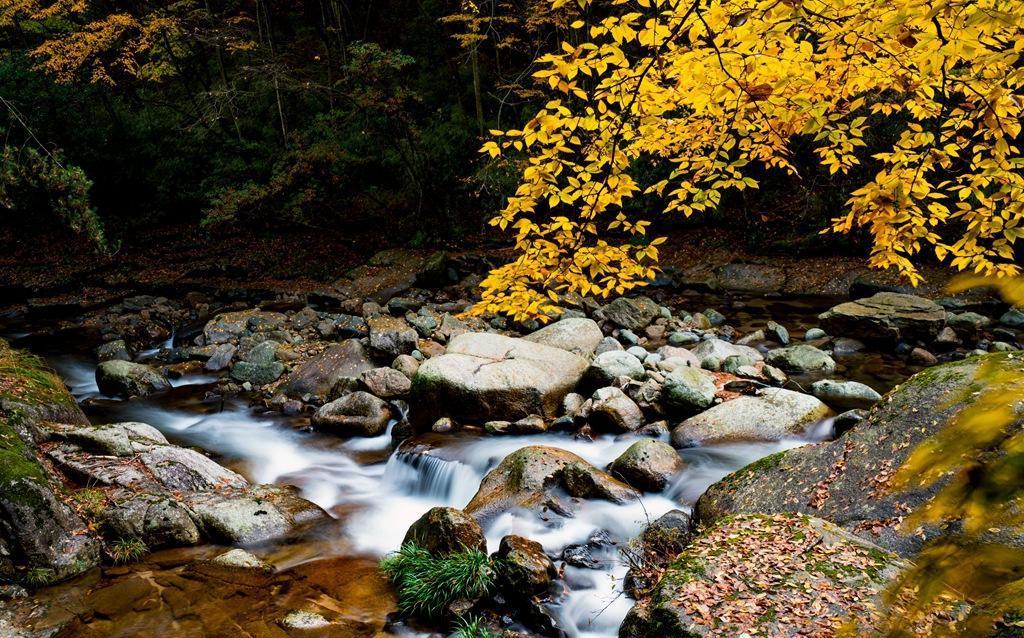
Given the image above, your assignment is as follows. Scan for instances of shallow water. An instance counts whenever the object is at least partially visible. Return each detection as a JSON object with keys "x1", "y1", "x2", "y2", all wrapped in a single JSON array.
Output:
[{"x1": 2, "y1": 292, "x2": 915, "y2": 638}]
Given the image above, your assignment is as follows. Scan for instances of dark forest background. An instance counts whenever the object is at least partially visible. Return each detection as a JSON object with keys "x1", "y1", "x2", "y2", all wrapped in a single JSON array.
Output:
[{"x1": 0, "y1": 0, "x2": 882, "y2": 254}]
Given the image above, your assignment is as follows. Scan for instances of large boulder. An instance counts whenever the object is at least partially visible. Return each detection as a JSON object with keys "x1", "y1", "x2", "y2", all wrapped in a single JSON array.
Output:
[
  {"x1": 695, "y1": 353, "x2": 1024, "y2": 557},
  {"x1": 276, "y1": 340, "x2": 375, "y2": 400},
  {"x1": 0, "y1": 344, "x2": 101, "y2": 584},
  {"x1": 818, "y1": 292, "x2": 946, "y2": 344},
  {"x1": 620, "y1": 514, "x2": 902, "y2": 638},
  {"x1": 311, "y1": 391, "x2": 391, "y2": 437},
  {"x1": 601, "y1": 296, "x2": 661, "y2": 331},
  {"x1": 410, "y1": 333, "x2": 588, "y2": 428},
  {"x1": 96, "y1": 360, "x2": 171, "y2": 398},
  {"x1": 464, "y1": 446, "x2": 636, "y2": 524},
  {"x1": 609, "y1": 439, "x2": 684, "y2": 492},
  {"x1": 764, "y1": 344, "x2": 836, "y2": 374},
  {"x1": 671, "y1": 388, "x2": 832, "y2": 448},
  {"x1": 523, "y1": 318, "x2": 603, "y2": 359},
  {"x1": 403, "y1": 506, "x2": 487, "y2": 556}
]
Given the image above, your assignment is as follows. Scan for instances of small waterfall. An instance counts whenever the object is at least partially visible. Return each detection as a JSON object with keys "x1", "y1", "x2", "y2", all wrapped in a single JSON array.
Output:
[
  {"x1": 136, "y1": 329, "x2": 176, "y2": 360},
  {"x1": 382, "y1": 450, "x2": 481, "y2": 506}
]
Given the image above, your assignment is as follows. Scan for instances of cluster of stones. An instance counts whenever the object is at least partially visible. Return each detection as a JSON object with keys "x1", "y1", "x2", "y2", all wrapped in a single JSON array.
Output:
[{"x1": 0, "y1": 341, "x2": 327, "y2": 591}]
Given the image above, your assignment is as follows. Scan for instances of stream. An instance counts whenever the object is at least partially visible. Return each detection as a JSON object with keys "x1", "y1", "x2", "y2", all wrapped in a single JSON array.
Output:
[{"x1": 2, "y1": 291, "x2": 923, "y2": 638}]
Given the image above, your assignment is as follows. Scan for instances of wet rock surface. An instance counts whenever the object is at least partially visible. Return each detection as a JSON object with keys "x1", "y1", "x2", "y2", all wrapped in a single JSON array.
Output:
[{"x1": 695, "y1": 353, "x2": 1024, "y2": 557}]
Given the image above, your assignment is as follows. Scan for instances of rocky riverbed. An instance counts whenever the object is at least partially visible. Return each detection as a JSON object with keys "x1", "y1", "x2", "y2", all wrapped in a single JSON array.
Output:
[{"x1": 1, "y1": 251, "x2": 1021, "y2": 637}]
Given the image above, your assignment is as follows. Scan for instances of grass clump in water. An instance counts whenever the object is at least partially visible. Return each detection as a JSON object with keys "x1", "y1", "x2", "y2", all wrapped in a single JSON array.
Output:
[
  {"x1": 380, "y1": 543, "x2": 497, "y2": 620},
  {"x1": 453, "y1": 615, "x2": 500, "y2": 638},
  {"x1": 108, "y1": 537, "x2": 148, "y2": 564}
]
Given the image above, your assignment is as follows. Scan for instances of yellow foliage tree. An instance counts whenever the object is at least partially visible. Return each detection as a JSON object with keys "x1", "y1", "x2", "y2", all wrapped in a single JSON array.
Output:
[
  {"x1": 474, "y1": 0, "x2": 1024, "y2": 321},
  {"x1": 876, "y1": 276, "x2": 1024, "y2": 637}
]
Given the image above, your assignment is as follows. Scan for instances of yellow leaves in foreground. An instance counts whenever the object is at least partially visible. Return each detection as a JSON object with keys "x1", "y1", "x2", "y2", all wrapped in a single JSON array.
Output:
[{"x1": 474, "y1": 0, "x2": 1024, "y2": 321}]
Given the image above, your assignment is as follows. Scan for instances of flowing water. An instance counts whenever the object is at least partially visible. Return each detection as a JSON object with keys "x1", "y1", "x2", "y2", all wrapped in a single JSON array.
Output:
[{"x1": 2, "y1": 293, "x2": 918, "y2": 637}]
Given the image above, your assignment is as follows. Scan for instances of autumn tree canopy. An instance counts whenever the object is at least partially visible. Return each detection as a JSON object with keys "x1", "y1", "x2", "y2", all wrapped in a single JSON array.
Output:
[{"x1": 474, "y1": 0, "x2": 1024, "y2": 321}]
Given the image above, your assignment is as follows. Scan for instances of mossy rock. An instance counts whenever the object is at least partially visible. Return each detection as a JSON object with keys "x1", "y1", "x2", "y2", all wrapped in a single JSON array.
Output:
[
  {"x1": 0, "y1": 340, "x2": 101, "y2": 584},
  {"x1": 620, "y1": 514, "x2": 901, "y2": 638},
  {"x1": 695, "y1": 353, "x2": 1024, "y2": 557},
  {"x1": 464, "y1": 445, "x2": 636, "y2": 524}
]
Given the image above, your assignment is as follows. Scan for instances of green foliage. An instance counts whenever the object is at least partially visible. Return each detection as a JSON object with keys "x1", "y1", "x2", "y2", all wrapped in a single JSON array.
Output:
[
  {"x1": 202, "y1": 42, "x2": 480, "y2": 237},
  {"x1": 0, "y1": 142, "x2": 108, "y2": 249},
  {"x1": 24, "y1": 567, "x2": 55, "y2": 587},
  {"x1": 452, "y1": 615, "x2": 499, "y2": 638},
  {"x1": 379, "y1": 543, "x2": 497, "y2": 620}
]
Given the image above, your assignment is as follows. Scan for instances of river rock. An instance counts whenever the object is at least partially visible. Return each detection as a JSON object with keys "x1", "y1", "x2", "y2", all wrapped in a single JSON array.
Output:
[
  {"x1": 589, "y1": 387, "x2": 644, "y2": 432},
  {"x1": 368, "y1": 315, "x2": 418, "y2": 357},
  {"x1": 96, "y1": 360, "x2": 171, "y2": 398},
  {"x1": 694, "y1": 353, "x2": 1024, "y2": 556},
  {"x1": 203, "y1": 310, "x2": 286, "y2": 345},
  {"x1": 671, "y1": 388, "x2": 832, "y2": 448},
  {"x1": 764, "y1": 344, "x2": 836, "y2": 374},
  {"x1": 609, "y1": 439, "x2": 684, "y2": 492},
  {"x1": 661, "y1": 367, "x2": 716, "y2": 414},
  {"x1": 101, "y1": 493, "x2": 201, "y2": 548},
  {"x1": 360, "y1": 367, "x2": 411, "y2": 398},
  {"x1": 909, "y1": 346, "x2": 938, "y2": 365},
  {"x1": 602, "y1": 296, "x2": 660, "y2": 331},
  {"x1": 495, "y1": 535, "x2": 555, "y2": 596},
  {"x1": 403, "y1": 506, "x2": 486, "y2": 556},
  {"x1": 410, "y1": 332, "x2": 588, "y2": 428},
  {"x1": 230, "y1": 340, "x2": 284, "y2": 385},
  {"x1": 140, "y1": 445, "x2": 249, "y2": 492},
  {"x1": 818, "y1": 292, "x2": 946, "y2": 344},
  {"x1": 688, "y1": 339, "x2": 762, "y2": 363},
  {"x1": 183, "y1": 485, "x2": 324, "y2": 545},
  {"x1": 583, "y1": 350, "x2": 645, "y2": 387},
  {"x1": 464, "y1": 446, "x2": 636, "y2": 524},
  {"x1": 50, "y1": 421, "x2": 168, "y2": 456},
  {"x1": 204, "y1": 343, "x2": 236, "y2": 371},
  {"x1": 281, "y1": 610, "x2": 331, "y2": 630},
  {"x1": 276, "y1": 340, "x2": 375, "y2": 400},
  {"x1": 523, "y1": 317, "x2": 603, "y2": 358},
  {"x1": 312, "y1": 391, "x2": 391, "y2": 437},
  {"x1": 187, "y1": 548, "x2": 276, "y2": 587},
  {"x1": 391, "y1": 354, "x2": 419, "y2": 378},
  {"x1": 809, "y1": 379, "x2": 882, "y2": 410},
  {"x1": 96, "y1": 339, "x2": 132, "y2": 362},
  {"x1": 1000, "y1": 307, "x2": 1024, "y2": 328},
  {"x1": 620, "y1": 514, "x2": 901, "y2": 638}
]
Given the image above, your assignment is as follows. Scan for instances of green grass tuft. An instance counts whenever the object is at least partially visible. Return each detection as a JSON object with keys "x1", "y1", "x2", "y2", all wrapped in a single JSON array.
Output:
[
  {"x1": 379, "y1": 543, "x2": 497, "y2": 619},
  {"x1": 452, "y1": 615, "x2": 499, "y2": 638},
  {"x1": 70, "y1": 488, "x2": 107, "y2": 518},
  {"x1": 108, "y1": 537, "x2": 148, "y2": 564}
]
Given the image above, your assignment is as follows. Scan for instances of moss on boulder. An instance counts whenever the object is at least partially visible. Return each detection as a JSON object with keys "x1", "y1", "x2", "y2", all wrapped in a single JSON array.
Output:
[{"x1": 694, "y1": 353, "x2": 1024, "y2": 557}]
